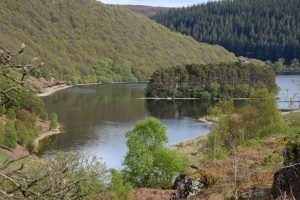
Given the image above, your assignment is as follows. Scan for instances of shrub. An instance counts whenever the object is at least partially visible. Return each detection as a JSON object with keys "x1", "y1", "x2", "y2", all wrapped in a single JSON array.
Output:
[
  {"x1": 0, "y1": 106, "x2": 6, "y2": 116},
  {"x1": 26, "y1": 141, "x2": 36, "y2": 153},
  {"x1": 109, "y1": 169, "x2": 132, "y2": 200},
  {"x1": 50, "y1": 113, "x2": 58, "y2": 129},
  {"x1": 16, "y1": 109, "x2": 32, "y2": 128},
  {"x1": 39, "y1": 111, "x2": 48, "y2": 121},
  {"x1": 6, "y1": 108, "x2": 16, "y2": 120},
  {"x1": 0, "y1": 123, "x2": 4, "y2": 145},
  {"x1": 4, "y1": 121, "x2": 17, "y2": 148}
]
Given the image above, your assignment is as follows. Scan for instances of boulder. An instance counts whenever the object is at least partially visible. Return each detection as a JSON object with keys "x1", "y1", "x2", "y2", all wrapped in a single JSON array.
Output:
[
  {"x1": 173, "y1": 171, "x2": 216, "y2": 199},
  {"x1": 240, "y1": 188, "x2": 271, "y2": 200},
  {"x1": 272, "y1": 164, "x2": 300, "y2": 199},
  {"x1": 173, "y1": 174, "x2": 205, "y2": 199},
  {"x1": 272, "y1": 140, "x2": 300, "y2": 199}
]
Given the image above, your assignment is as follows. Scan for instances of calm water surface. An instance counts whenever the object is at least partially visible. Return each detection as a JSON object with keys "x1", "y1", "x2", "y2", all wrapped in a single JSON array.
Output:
[
  {"x1": 40, "y1": 83, "x2": 211, "y2": 169},
  {"x1": 40, "y1": 75, "x2": 300, "y2": 169}
]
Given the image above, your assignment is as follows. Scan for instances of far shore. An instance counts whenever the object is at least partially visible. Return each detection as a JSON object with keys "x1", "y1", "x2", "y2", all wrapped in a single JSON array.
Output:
[{"x1": 76, "y1": 81, "x2": 149, "y2": 86}]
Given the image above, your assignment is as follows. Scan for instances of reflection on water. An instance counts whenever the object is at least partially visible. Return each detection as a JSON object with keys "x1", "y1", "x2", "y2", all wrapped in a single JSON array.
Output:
[{"x1": 40, "y1": 83, "x2": 210, "y2": 169}]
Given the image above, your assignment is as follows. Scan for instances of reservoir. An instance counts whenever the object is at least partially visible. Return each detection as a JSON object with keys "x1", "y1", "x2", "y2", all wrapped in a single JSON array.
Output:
[{"x1": 40, "y1": 75, "x2": 300, "y2": 169}]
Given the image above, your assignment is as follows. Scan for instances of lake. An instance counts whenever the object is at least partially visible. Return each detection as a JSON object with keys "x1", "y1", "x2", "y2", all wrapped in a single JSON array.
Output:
[{"x1": 39, "y1": 75, "x2": 300, "y2": 169}]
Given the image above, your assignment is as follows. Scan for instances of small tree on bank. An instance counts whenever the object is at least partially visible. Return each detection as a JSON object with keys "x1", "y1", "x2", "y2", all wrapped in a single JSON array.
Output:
[
  {"x1": 3, "y1": 121, "x2": 17, "y2": 148},
  {"x1": 50, "y1": 113, "x2": 58, "y2": 129},
  {"x1": 123, "y1": 118, "x2": 187, "y2": 188}
]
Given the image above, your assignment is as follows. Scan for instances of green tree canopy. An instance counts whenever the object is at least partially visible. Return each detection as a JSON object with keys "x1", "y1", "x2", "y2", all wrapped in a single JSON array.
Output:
[{"x1": 123, "y1": 118, "x2": 187, "y2": 188}]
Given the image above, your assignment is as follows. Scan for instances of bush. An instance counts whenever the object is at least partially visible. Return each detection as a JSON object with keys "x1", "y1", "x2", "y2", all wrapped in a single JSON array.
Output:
[
  {"x1": 0, "y1": 123, "x2": 4, "y2": 145},
  {"x1": 6, "y1": 108, "x2": 16, "y2": 120},
  {"x1": 4, "y1": 121, "x2": 17, "y2": 148},
  {"x1": 16, "y1": 109, "x2": 32, "y2": 128},
  {"x1": 50, "y1": 113, "x2": 58, "y2": 129},
  {"x1": 109, "y1": 169, "x2": 132, "y2": 200},
  {"x1": 39, "y1": 111, "x2": 48, "y2": 121},
  {"x1": 0, "y1": 106, "x2": 6, "y2": 116},
  {"x1": 204, "y1": 89, "x2": 286, "y2": 162},
  {"x1": 123, "y1": 118, "x2": 187, "y2": 188},
  {"x1": 26, "y1": 141, "x2": 36, "y2": 153}
]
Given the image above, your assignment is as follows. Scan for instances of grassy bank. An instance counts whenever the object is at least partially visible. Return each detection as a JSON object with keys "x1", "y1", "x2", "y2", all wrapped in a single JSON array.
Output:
[{"x1": 172, "y1": 111, "x2": 300, "y2": 199}]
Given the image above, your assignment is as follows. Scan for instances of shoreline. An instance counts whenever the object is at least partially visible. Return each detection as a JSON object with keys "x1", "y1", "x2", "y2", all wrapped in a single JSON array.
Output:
[
  {"x1": 170, "y1": 109, "x2": 300, "y2": 148},
  {"x1": 170, "y1": 135, "x2": 207, "y2": 149},
  {"x1": 33, "y1": 125, "x2": 61, "y2": 146},
  {"x1": 37, "y1": 84, "x2": 73, "y2": 97},
  {"x1": 36, "y1": 81, "x2": 149, "y2": 97},
  {"x1": 76, "y1": 81, "x2": 149, "y2": 86}
]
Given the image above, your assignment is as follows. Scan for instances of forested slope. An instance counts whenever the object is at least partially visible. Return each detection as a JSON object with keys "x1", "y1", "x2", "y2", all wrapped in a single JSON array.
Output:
[
  {"x1": 152, "y1": 0, "x2": 300, "y2": 63},
  {"x1": 0, "y1": 0, "x2": 236, "y2": 83}
]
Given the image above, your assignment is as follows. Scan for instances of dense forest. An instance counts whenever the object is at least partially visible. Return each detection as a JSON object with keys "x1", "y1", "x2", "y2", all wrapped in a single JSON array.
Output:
[
  {"x1": 146, "y1": 62, "x2": 276, "y2": 99},
  {"x1": 0, "y1": 0, "x2": 235, "y2": 84},
  {"x1": 152, "y1": 0, "x2": 300, "y2": 63}
]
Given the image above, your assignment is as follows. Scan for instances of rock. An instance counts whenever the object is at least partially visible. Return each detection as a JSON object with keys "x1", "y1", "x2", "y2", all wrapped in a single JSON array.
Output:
[
  {"x1": 272, "y1": 164, "x2": 300, "y2": 199},
  {"x1": 174, "y1": 174, "x2": 205, "y2": 199},
  {"x1": 173, "y1": 171, "x2": 217, "y2": 200},
  {"x1": 240, "y1": 188, "x2": 271, "y2": 200},
  {"x1": 272, "y1": 139, "x2": 300, "y2": 199}
]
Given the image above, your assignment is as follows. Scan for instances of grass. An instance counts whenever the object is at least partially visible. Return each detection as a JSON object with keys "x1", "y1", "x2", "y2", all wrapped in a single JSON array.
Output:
[{"x1": 0, "y1": 150, "x2": 13, "y2": 163}]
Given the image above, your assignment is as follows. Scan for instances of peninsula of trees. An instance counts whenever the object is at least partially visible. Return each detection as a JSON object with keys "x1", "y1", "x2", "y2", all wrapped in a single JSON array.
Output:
[{"x1": 146, "y1": 62, "x2": 276, "y2": 99}]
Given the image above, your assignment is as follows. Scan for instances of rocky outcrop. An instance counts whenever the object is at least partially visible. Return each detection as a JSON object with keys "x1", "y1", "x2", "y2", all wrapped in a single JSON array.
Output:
[
  {"x1": 272, "y1": 139, "x2": 300, "y2": 199},
  {"x1": 240, "y1": 188, "x2": 271, "y2": 200},
  {"x1": 173, "y1": 171, "x2": 216, "y2": 199}
]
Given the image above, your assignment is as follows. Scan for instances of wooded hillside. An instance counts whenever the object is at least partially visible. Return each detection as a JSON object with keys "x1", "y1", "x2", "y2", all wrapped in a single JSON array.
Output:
[
  {"x1": 0, "y1": 0, "x2": 236, "y2": 83},
  {"x1": 152, "y1": 0, "x2": 300, "y2": 63}
]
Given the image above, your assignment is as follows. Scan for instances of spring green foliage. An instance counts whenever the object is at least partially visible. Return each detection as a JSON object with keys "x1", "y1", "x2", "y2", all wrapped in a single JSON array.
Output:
[
  {"x1": 0, "y1": 123, "x2": 4, "y2": 145},
  {"x1": 0, "y1": 106, "x2": 6, "y2": 116},
  {"x1": 46, "y1": 151, "x2": 107, "y2": 199},
  {"x1": 109, "y1": 169, "x2": 132, "y2": 200},
  {"x1": 3, "y1": 121, "x2": 17, "y2": 148},
  {"x1": 6, "y1": 108, "x2": 16, "y2": 120},
  {"x1": 0, "y1": 151, "x2": 108, "y2": 199},
  {"x1": 0, "y1": 109, "x2": 40, "y2": 150},
  {"x1": 205, "y1": 89, "x2": 285, "y2": 161},
  {"x1": 0, "y1": 0, "x2": 236, "y2": 83},
  {"x1": 123, "y1": 118, "x2": 187, "y2": 188},
  {"x1": 39, "y1": 111, "x2": 48, "y2": 121},
  {"x1": 50, "y1": 113, "x2": 58, "y2": 129},
  {"x1": 152, "y1": 0, "x2": 300, "y2": 63},
  {"x1": 146, "y1": 62, "x2": 276, "y2": 99}
]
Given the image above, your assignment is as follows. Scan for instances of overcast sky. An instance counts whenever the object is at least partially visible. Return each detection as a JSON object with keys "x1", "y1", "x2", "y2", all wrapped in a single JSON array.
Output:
[{"x1": 100, "y1": 0, "x2": 209, "y2": 7}]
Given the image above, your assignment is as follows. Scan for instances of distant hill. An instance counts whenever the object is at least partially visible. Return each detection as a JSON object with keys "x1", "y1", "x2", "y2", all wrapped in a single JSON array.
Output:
[
  {"x1": 0, "y1": 0, "x2": 236, "y2": 83},
  {"x1": 152, "y1": 0, "x2": 300, "y2": 63},
  {"x1": 122, "y1": 5, "x2": 170, "y2": 17}
]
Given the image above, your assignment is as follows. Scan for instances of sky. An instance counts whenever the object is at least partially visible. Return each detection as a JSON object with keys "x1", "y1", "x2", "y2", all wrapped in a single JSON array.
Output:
[{"x1": 100, "y1": 0, "x2": 209, "y2": 7}]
